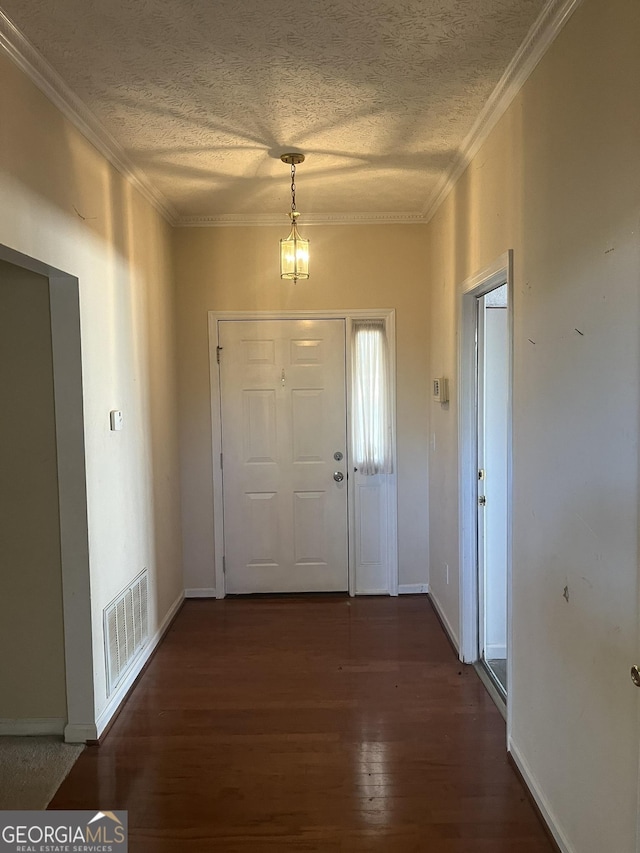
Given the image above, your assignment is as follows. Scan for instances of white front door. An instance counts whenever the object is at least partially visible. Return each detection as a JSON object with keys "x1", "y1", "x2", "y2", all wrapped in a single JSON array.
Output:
[{"x1": 218, "y1": 318, "x2": 348, "y2": 594}]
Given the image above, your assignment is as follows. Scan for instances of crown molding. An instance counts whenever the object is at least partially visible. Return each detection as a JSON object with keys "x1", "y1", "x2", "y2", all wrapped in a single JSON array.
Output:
[
  {"x1": 422, "y1": 0, "x2": 584, "y2": 223},
  {"x1": 176, "y1": 211, "x2": 426, "y2": 227},
  {"x1": 0, "y1": 9, "x2": 179, "y2": 225}
]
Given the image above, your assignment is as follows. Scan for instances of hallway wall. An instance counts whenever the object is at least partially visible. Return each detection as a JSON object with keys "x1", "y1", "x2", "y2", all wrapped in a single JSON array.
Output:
[
  {"x1": 173, "y1": 224, "x2": 430, "y2": 593},
  {"x1": 426, "y1": 0, "x2": 640, "y2": 850},
  {"x1": 0, "y1": 51, "x2": 184, "y2": 730}
]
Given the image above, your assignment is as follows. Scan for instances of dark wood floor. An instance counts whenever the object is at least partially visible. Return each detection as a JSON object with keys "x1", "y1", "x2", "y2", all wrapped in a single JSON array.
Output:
[{"x1": 51, "y1": 596, "x2": 553, "y2": 851}]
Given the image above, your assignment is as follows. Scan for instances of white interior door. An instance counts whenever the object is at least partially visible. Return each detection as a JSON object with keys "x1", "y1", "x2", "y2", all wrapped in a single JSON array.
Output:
[
  {"x1": 477, "y1": 287, "x2": 509, "y2": 692},
  {"x1": 219, "y1": 318, "x2": 348, "y2": 594}
]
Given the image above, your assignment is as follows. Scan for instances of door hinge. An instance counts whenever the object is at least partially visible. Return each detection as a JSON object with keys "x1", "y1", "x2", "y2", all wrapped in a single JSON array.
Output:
[
  {"x1": 220, "y1": 452, "x2": 223, "y2": 469},
  {"x1": 478, "y1": 469, "x2": 485, "y2": 480},
  {"x1": 222, "y1": 555, "x2": 226, "y2": 574},
  {"x1": 478, "y1": 495, "x2": 487, "y2": 506},
  {"x1": 216, "y1": 345, "x2": 223, "y2": 364}
]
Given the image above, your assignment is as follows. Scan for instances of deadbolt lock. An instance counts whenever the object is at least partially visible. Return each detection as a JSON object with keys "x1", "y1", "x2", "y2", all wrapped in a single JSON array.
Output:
[
  {"x1": 334, "y1": 451, "x2": 343, "y2": 461},
  {"x1": 631, "y1": 665, "x2": 640, "y2": 687}
]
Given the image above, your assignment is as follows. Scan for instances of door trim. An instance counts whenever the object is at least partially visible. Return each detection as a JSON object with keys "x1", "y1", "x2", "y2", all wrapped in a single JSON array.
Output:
[
  {"x1": 458, "y1": 251, "x2": 513, "y2": 741},
  {"x1": 208, "y1": 309, "x2": 398, "y2": 599}
]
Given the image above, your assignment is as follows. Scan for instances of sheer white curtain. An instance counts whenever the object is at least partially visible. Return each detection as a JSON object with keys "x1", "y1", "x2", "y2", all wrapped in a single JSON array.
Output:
[{"x1": 351, "y1": 320, "x2": 393, "y2": 475}]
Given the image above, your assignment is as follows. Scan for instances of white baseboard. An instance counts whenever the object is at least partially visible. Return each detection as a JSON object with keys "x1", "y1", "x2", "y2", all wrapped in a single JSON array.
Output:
[
  {"x1": 0, "y1": 718, "x2": 65, "y2": 736},
  {"x1": 355, "y1": 588, "x2": 392, "y2": 596},
  {"x1": 486, "y1": 643, "x2": 507, "y2": 658},
  {"x1": 94, "y1": 590, "x2": 185, "y2": 740},
  {"x1": 398, "y1": 583, "x2": 429, "y2": 594},
  {"x1": 185, "y1": 587, "x2": 217, "y2": 598},
  {"x1": 428, "y1": 588, "x2": 460, "y2": 653},
  {"x1": 64, "y1": 722, "x2": 98, "y2": 743},
  {"x1": 508, "y1": 739, "x2": 572, "y2": 852}
]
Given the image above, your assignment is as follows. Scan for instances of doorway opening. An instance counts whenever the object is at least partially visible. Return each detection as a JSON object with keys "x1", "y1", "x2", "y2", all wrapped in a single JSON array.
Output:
[
  {"x1": 0, "y1": 244, "x2": 93, "y2": 743},
  {"x1": 459, "y1": 252, "x2": 513, "y2": 724}
]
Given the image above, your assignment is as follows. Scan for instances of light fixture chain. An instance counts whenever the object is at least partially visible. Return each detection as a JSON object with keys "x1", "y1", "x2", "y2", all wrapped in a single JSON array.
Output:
[{"x1": 290, "y1": 162, "x2": 296, "y2": 213}]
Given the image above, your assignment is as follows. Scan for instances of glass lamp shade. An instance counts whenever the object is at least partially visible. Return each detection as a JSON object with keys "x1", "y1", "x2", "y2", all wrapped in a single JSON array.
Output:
[{"x1": 280, "y1": 213, "x2": 309, "y2": 282}]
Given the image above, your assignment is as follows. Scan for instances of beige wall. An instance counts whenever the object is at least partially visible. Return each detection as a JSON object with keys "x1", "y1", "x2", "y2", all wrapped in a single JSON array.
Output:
[
  {"x1": 173, "y1": 224, "x2": 430, "y2": 591},
  {"x1": 0, "y1": 261, "x2": 66, "y2": 721},
  {"x1": 426, "y1": 0, "x2": 640, "y2": 849},
  {"x1": 0, "y1": 52, "x2": 183, "y2": 726}
]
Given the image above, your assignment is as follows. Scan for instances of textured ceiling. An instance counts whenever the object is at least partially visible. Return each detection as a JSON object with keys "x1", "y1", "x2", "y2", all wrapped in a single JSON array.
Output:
[{"x1": 1, "y1": 0, "x2": 547, "y2": 219}]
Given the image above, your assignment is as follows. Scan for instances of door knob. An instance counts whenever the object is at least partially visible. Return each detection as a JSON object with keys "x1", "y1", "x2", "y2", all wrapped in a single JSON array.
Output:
[
  {"x1": 631, "y1": 665, "x2": 640, "y2": 687},
  {"x1": 333, "y1": 471, "x2": 344, "y2": 482}
]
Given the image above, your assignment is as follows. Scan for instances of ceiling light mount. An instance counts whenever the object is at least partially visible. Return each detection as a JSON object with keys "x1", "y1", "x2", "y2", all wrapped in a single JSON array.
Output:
[
  {"x1": 279, "y1": 152, "x2": 309, "y2": 283},
  {"x1": 280, "y1": 152, "x2": 305, "y2": 167}
]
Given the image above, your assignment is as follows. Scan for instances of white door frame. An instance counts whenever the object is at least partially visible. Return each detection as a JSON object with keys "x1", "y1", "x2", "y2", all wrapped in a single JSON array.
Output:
[
  {"x1": 458, "y1": 251, "x2": 513, "y2": 733},
  {"x1": 208, "y1": 309, "x2": 398, "y2": 599}
]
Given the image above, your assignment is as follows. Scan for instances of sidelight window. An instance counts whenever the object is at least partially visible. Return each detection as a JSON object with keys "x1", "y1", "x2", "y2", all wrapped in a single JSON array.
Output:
[{"x1": 351, "y1": 320, "x2": 393, "y2": 475}]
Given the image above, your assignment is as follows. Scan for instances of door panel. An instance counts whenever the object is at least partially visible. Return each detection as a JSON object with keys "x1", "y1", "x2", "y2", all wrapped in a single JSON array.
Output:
[
  {"x1": 356, "y1": 477, "x2": 388, "y2": 569},
  {"x1": 219, "y1": 318, "x2": 348, "y2": 593},
  {"x1": 242, "y1": 390, "x2": 277, "y2": 462},
  {"x1": 292, "y1": 389, "x2": 324, "y2": 461},
  {"x1": 245, "y1": 491, "x2": 278, "y2": 566},
  {"x1": 293, "y1": 491, "x2": 326, "y2": 564}
]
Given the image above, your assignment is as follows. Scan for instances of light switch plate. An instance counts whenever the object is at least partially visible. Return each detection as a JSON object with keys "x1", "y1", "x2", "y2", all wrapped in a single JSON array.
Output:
[{"x1": 110, "y1": 410, "x2": 123, "y2": 431}]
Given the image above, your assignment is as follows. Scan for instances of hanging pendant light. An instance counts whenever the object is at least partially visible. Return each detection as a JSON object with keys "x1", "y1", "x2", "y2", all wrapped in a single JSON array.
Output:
[{"x1": 280, "y1": 153, "x2": 309, "y2": 283}]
